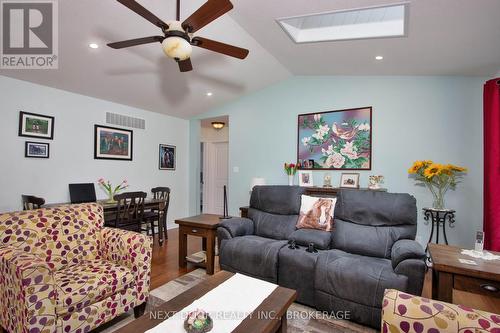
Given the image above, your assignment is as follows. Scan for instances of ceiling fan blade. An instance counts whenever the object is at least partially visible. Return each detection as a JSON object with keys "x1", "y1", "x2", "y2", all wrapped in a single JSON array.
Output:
[
  {"x1": 117, "y1": 0, "x2": 169, "y2": 30},
  {"x1": 182, "y1": 0, "x2": 233, "y2": 33},
  {"x1": 192, "y1": 37, "x2": 249, "y2": 59},
  {"x1": 107, "y1": 36, "x2": 164, "y2": 49},
  {"x1": 178, "y1": 58, "x2": 193, "y2": 72}
]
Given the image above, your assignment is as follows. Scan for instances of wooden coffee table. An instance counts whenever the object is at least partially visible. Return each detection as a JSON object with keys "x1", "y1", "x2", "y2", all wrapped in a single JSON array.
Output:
[
  {"x1": 175, "y1": 214, "x2": 221, "y2": 275},
  {"x1": 429, "y1": 243, "x2": 500, "y2": 303},
  {"x1": 115, "y1": 271, "x2": 297, "y2": 333}
]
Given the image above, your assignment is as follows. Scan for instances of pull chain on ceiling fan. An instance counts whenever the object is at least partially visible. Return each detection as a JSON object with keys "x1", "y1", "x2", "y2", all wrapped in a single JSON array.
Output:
[{"x1": 107, "y1": 0, "x2": 249, "y2": 72}]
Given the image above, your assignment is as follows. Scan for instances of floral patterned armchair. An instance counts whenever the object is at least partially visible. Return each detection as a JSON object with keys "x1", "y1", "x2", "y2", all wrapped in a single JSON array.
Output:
[
  {"x1": 382, "y1": 289, "x2": 500, "y2": 332},
  {"x1": 0, "y1": 203, "x2": 153, "y2": 333}
]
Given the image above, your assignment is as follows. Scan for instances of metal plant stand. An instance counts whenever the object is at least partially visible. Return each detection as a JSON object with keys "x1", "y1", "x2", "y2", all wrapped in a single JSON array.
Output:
[{"x1": 423, "y1": 208, "x2": 456, "y2": 253}]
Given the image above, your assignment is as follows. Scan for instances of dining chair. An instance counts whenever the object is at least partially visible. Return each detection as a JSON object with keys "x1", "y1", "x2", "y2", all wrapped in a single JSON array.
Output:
[
  {"x1": 111, "y1": 191, "x2": 147, "y2": 232},
  {"x1": 143, "y1": 187, "x2": 171, "y2": 243},
  {"x1": 21, "y1": 195, "x2": 45, "y2": 210}
]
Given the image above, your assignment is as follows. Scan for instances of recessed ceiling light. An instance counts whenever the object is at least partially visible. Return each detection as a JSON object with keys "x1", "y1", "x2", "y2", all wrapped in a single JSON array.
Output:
[
  {"x1": 206, "y1": 92, "x2": 213, "y2": 97},
  {"x1": 375, "y1": 56, "x2": 384, "y2": 60},
  {"x1": 89, "y1": 43, "x2": 99, "y2": 49}
]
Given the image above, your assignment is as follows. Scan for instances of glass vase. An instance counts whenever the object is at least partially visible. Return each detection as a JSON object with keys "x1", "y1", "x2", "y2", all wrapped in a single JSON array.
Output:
[
  {"x1": 107, "y1": 191, "x2": 117, "y2": 203},
  {"x1": 428, "y1": 184, "x2": 447, "y2": 210},
  {"x1": 288, "y1": 175, "x2": 294, "y2": 186}
]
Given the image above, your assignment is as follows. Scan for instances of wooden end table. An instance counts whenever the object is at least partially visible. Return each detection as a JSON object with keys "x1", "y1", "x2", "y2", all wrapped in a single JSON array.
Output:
[
  {"x1": 115, "y1": 271, "x2": 296, "y2": 333},
  {"x1": 175, "y1": 214, "x2": 221, "y2": 275},
  {"x1": 429, "y1": 243, "x2": 500, "y2": 303}
]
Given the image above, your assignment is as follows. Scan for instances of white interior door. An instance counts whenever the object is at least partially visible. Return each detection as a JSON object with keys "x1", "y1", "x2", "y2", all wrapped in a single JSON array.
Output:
[{"x1": 202, "y1": 142, "x2": 228, "y2": 214}]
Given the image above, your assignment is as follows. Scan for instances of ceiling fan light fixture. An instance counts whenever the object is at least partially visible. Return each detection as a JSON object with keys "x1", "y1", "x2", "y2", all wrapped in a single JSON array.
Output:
[
  {"x1": 162, "y1": 36, "x2": 192, "y2": 61},
  {"x1": 212, "y1": 122, "x2": 225, "y2": 130},
  {"x1": 108, "y1": 0, "x2": 249, "y2": 72}
]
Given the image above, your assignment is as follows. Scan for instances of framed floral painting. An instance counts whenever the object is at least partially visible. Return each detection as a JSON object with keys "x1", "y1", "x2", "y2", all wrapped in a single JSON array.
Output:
[{"x1": 298, "y1": 107, "x2": 372, "y2": 170}]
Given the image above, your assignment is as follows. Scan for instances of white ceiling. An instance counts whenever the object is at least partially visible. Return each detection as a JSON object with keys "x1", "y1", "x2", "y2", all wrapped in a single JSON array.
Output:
[
  {"x1": 230, "y1": 0, "x2": 500, "y2": 76},
  {"x1": 2, "y1": 0, "x2": 500, "y2": 118},
  {"x1": 0, "y1": 0, "x2": 290, "y2": 118}
]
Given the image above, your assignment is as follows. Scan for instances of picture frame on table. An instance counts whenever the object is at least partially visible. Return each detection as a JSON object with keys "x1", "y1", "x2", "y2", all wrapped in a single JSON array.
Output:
[
  {"x1": 19, "y1": 111, "x2": 55, "y2": 140},
  {"x1": 340, "y1": 173, "x2": 360, "y2": 189},
  {"x1": 94, "y1": 125, "x2": 133, "y2": 161},
  {"x1": 298, "y1": 170, "x2": 313, "y2": 187},
  {"x1": 25, "y1": 141, "x2": 49, "y2": 158},
  {"x1": 298, "y1": 159, "x2": 316, "y2": 169},
  {"x1": 159, "y1": 144, "x2": 176, "y2": 170}
]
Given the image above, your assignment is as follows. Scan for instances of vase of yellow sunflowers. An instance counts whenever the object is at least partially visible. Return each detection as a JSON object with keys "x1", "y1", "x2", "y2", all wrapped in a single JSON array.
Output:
[{"x1": 408, "y1": 161, "x2": 467, "y2": 210}]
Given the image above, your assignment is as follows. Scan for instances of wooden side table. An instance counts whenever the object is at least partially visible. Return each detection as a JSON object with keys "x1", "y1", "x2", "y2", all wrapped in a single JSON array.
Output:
[
  {"x1": 429, "y1": 243, "x2": 500, "y2": 303},
  {"x1": 175, "y1": 214, "x2": 221, "y2": 275}
]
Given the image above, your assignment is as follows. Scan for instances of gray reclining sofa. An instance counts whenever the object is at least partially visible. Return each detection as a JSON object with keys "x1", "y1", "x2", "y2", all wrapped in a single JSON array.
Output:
[{"x1": 217, "y1": 185, "x2": 426, "y2": 328}]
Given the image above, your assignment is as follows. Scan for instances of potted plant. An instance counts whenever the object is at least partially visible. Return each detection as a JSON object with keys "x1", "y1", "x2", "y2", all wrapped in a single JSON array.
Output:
[
  {"x1": 408, "y1": 161, "x2": 467, "y2": 209},
  {"x1": 98, "y1": 178, "x2": 129, "y2": 203},
  {"x1": 284, "y1": 163, "x2": 298, "y2": 186}
]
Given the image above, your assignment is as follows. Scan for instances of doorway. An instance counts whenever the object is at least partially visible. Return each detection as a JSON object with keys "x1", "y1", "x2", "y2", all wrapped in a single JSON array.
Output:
[{"x1": 200, "y1": 116, "x2": 229, "y2": 215}]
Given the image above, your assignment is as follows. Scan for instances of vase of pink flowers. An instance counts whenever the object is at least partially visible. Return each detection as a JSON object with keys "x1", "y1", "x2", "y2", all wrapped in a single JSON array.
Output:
[
  {"x1": 284, "y1": 163, "x2": 298, "y2": 186},
  {"x1": 98, "y1": 178, "x2": 129, "y2": 203}
]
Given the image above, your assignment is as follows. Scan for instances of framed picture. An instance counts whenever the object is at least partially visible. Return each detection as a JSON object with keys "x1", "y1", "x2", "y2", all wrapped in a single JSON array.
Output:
[
  {"x1": 298, "y1": 171, "x2": 313, "y2": 187},
  {"x1": 94, "y1": 125, "x2": 133, "y2": 161},
  {"x1": 159, "y1": 144, "x2": 176, "y2": 170},
  {"x1": 25, "y1": 141, "x2": 49, "y2": 158},
  {"x1": 340, "y1": 173, "x2": 360, "y2": 189},
  {"x1": 298, "y1": 107, "x2": 372, "y2": 170},
  {"x1": 19, "y1": 111, "x2": 55, "y2": 139}
]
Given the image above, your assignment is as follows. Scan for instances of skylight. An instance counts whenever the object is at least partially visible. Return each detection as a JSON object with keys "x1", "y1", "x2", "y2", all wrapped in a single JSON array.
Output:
[{"x1": 277, "y1": 3, "x2": 409, "y2": 43}]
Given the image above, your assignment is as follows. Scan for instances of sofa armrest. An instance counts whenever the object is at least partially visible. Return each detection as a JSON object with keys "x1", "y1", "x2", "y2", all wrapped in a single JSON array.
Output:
[
  {"x1": 0, "y1": 246, "x2": 57, "y2": 333},
  {"x1": 218, "y1": 217, "x2": 254, "y2": 239},
  {"x1": 382, "y1": 289, "x2": 500, "y2": 332},
  {"x1": 100, "y1": 228, "x2": 153, "y2": 304},
  {"x1": 391, "y1": 239, "x2": 426, "y2": 269}
]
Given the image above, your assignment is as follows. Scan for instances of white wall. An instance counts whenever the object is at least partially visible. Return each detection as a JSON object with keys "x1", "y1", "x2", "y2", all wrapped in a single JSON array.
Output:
[{"x1": 0, "y1": 76, "x2": 189, "y2": 229}]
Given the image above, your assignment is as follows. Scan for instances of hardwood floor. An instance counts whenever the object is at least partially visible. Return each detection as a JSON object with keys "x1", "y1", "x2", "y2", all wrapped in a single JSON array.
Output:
[
  {"x1": 150, "y1": 228, "x2": 203, "y2": 290},
  {"x1": 152, "y1": 228, "x2": 499, "y2": 314}
]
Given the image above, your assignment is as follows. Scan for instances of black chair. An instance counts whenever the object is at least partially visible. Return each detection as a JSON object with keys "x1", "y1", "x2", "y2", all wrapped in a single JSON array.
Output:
[
  {"x1": 110, "y1": 191, "x2": 147, "y2": 232},
  {"x1": 143, "y1": 187, "x2": 171, "y2": 243},
  {"x1": 69, "y1": 183, "x2": 97, "y2": 204},
  {"x1": 21, "y1": 195, "x2": 45, "y2": 210}
]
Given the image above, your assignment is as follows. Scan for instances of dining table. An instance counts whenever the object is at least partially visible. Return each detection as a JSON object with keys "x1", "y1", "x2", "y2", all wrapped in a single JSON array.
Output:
[{"x1": 45, "y1": 198, "x2": 167, "y2": 244}]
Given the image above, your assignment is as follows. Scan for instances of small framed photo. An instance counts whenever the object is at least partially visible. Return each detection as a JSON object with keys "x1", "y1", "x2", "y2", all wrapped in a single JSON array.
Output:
[
  {"x1": 25, "y1": 141, "x2": 49, "y2": 158},
  {"x1": 94, "y1": 125, "x2": 133, "y2": 161},
  {"x1": 159, "y1": 144, "x2": 176, "y2": 170},
  {"x1": 340, "y1": 173, "x2": 360, "y2": 188},
  {"x1": 19, "y1": 111, "x2": 55, "y2": 140},
  {"x1": 298, "y1": 171, "x2": 313, "y2": 187}
]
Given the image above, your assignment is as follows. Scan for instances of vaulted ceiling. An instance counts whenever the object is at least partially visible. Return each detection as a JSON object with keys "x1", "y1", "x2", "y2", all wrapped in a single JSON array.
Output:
[{"x1": 1, "y1": 0, "x2": 499, "y2": 118}]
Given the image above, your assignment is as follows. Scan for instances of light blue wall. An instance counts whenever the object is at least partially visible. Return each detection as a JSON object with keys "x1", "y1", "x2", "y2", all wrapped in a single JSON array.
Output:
[{"x1": 190, "y1": 76, "x2": 486, "y2": 247}]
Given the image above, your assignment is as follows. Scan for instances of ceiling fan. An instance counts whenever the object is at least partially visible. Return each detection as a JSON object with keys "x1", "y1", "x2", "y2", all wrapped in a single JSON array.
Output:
[{"x1": 107, "y1": 0, "x2": 249, "y2": 72}]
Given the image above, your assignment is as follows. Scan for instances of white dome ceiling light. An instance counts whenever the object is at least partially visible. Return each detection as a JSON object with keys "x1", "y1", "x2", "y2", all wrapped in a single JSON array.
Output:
[
  {"x1": 107, "y1": 0, "x2": 249, "y2": 72},
  {"x1": 161, "y1": 21, "x2": 193, "y2": 61}
]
